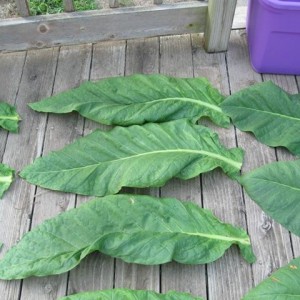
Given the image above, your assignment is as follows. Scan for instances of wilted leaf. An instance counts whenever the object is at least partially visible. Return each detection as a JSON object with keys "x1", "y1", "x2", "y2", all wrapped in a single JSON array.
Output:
[
  {"x1": 0, "y1": 194, "x2": 255, "y2": 279},
  {"x1": 20, "y1": 119, "x2": 243, "y2": 196},
  {"x1": 221, "y1": 81, "x2": 300, "y2": 156},
  {"x1": 240, "y1": 160, "x2": 300, "y2": 237},
  {"x1": 29, "y1": 74, "x2": 230, "y2": 128}
]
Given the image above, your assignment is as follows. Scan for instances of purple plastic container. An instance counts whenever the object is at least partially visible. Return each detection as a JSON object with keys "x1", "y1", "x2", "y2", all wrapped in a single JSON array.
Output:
[{"x1": 247, "y1": 0, "x2": 300, "y2": 75}]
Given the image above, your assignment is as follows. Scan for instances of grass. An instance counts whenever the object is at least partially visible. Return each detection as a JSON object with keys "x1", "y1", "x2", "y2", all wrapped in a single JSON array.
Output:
[{"x1": 29, "y1": 0, "x2": 97, "y2": 15}]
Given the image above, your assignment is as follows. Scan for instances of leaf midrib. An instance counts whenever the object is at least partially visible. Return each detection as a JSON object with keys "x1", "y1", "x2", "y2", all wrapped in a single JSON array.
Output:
[
  {"x1": 53, "y1": 230, "x2": 251, "y2": 249},
  {"x1": 0, "y1": 176, "x2": 12, "y2": 183},
  {"x1": 151, "y1": 97, "x2": 223, "y2": 112},
  {"x1": 250, "y1": 177, "x2": 300, "y2": 192},
  {"x1": 181, "y1": 231, "x2": 249, "y2": 245},
  {"x1": 69, "y1": 97, "x2": 223, "y2": 113},
  {"x1": 225, "y1": 105, "x2": 300, "y2": 122},
  {"x1": 34, "y1": 149, "x2": 241, "y2": 173},
  {"x1": 0, "y1": 115, "x2": 18, "y2": 121}
]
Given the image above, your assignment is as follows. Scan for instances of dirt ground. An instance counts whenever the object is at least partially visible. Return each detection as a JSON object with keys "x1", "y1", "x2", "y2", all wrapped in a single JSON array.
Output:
[
  {"x1": 0, "y1": 0, "x2": 247, "y2": 19},
  {"x1": 0, "y1": 0, "x2": 17, "y2": 18}
]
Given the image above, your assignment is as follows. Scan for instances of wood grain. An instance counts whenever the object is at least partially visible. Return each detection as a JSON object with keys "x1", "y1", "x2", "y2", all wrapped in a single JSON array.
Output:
[
  {"x1": 191, "y1": 33, "x2": 253, "y2": 300},
  {"x1": 114, "y1": 37, "x2": 160, "y2": 291},
  {"x1": 261, "y1": 74, "x2": 300, "y2": 258},
  {"x1": 64, "y1": 0, "x2": 75, "y2": 12},
  {"x1": 19, "y1": 44, "x2": 92, "y2": 299},
  {"x1": 0, "y1": 52, "x2": 26, "y2": 160},
  {"x1": 204, "y1": 0, "x2": 237, "y2": 52},
  {"x1": 227, "y1": 30, "x2": 294, "y2": 287},
  {"x1": 67, "y1": 41, "x2": 126, "y2": 294},
  {"x1": 15, "y1": 0, "x2": 30, "y2": 17},
  {"x1": 159, "y1": 34, "x2": 207, "y2": 299},
  {"x1": 0, "y1": 48, "x2": 59, "y2": 299},
  {"x1": 0, "y1": 3, "x2": 207, "y2": 52}
]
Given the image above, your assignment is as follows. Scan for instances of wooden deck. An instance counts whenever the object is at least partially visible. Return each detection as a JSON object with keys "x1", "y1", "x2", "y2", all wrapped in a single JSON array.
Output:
[{"x1": 0, "y1": 29, "x2": 299, "y2": 300}]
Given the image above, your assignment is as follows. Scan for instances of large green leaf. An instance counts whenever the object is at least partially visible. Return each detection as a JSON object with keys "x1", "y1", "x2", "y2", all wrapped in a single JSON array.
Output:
[
  {"x1": 29, "y1": 74, "x2": 230, "y2": 128},
  {"x1": 240, "y1": 160, "x2": 300, "y2": 237},
  {"x1": 0, "y1": 194, "x2": 255, "y2": 279},
  {"x1": 60, "y1": 289, "x2": 203, "y2": 300},
  {"x1": 20, "y1": 119, "x2": 243, "y2": 196},
  {"x1": 0, "y1": 163, "x2": 14, "y2": 199},
  {"x1": 221, "y1": 81, "x2": 300, "y2": 156},
  {"x1": 243, "y1": 256, "x2": 300, "y2": 299},
  {"x1": 0, "y1": 102, "x2": 20, "y2": 132}
]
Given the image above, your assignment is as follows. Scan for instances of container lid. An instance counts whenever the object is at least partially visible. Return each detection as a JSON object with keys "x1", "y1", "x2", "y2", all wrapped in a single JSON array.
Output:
[{"x1": 262, "y1": 0, "x2": 300, "y2": 10}]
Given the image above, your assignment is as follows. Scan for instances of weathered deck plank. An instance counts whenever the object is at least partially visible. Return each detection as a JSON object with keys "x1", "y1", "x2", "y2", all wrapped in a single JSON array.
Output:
[
  {"x1": 191, "y1": 33, "x2": 253, "y2": 299},
  {"x1": 227, "y1": 30, "x2": 294, "y2": 286},
  {"x1": 0, "y1": 48, "x2": 59, "y2": 299},
  {"x1": 261, "y1": 74, "x2": 300, "y2": 258},
  {"x1": 0, "y1": 29, "x2": 298, "y2": 300},
  {"x1": 68, "y1": 41, "x2": 127, "y2": 295},
  {"x1": 114, "y1": 37, "x2": 161, "y2": 291},
  {"x1": 20, "y1": 44, "x2": 92, "y2": 300},
  {"x1": 159, "y1": 34, "x2": 207, "y2": 298},
  {"x1": 0, "y1": 52, "x2": 26, "y2": 160}
]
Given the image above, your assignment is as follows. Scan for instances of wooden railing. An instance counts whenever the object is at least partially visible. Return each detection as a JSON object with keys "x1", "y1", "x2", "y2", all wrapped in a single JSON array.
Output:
[{"x1": 0, "y1": 0, "x2": 238, "y2": 53}]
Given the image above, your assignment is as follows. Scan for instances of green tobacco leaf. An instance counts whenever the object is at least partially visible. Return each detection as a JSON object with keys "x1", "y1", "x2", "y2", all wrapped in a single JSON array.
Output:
[
  {"x1": 240, "y1": 160, "x2": 300, "y2": 237},
  {"x1": 0, "y1": 163, "x2": 14, "y2": 199},
  {"x1": 29, "y1": 74, "x2": 230, "y2": 128},
  {"x1": 60, "y1": 289, "x2": 203, "y2": 300},
  {"x1": 20, "y1": 119, "x2": 243, "y2": 196},
  {"x1": 243, "y1": 256, "x2": 300, "y2": 299},
  {"x1": 0, "y1": 102, "x2": 21, "y2": 132},
  {"x1": 221, "y1": 81, "x2": 300, "y2": 156},
  {"x1": 0, "y1": 194, "x2": 255, "y2": 279}
]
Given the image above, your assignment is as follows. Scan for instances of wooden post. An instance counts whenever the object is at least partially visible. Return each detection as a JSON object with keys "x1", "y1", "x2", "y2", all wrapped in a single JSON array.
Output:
[
  {"x1": 64, "y1": 0, "x2": 75, "y2": 12},
  {"x1": 109, "y1": 0, "x2": 119, "y2": 8},
  {"x1": 15, "y1": 0, "x2": 30, "y2": 17},
  {"x1": 204, "y1": 0, "x2": 237, "y2": 52}
]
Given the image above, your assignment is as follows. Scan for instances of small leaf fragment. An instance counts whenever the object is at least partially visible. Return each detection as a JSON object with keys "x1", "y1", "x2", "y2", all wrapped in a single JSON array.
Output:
[
  {"x1": 0, "y1": 194, "x2": 255, "y2": 280},
  {"x1": 60, "y1": 289, "x2": 203, "y2": 300},
  {"x1": 20, "y1": 119, "x2": 244, "y2": 196},
  {"x1": 221, "y1": 81, "x2": 300, "y2": 156},
  {"x1": 0, "y1": 102, "x2": 21, "y2": 132},
  {"x1": 240, "y1": 160, "x2": 300, "y2": 237},
  {"x1": 29, "y1": 74, "x2": 230, "y2": 128},
  {"x1": 0, "y1": 163, "x2": 14, "y2": 199},
  {"x1": 243, "y1": 256, "x2": 300, "y2": 299}
]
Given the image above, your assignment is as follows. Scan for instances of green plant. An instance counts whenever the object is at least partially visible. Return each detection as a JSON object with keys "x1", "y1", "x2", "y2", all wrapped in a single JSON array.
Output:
[
  {"x1": 0, "y1": 102, "x2": 20, "y2": 132},
  {"x1": 0, "y1": 163, "x2": 14, "y2": 199},
  {"x1": 0, "y1": 194, "x2": 255, "y2": 280},
  {"x1": 243, "y1": 256, "x2": 300, "y2": 299},
  {"x1": 221, "y1": 81, "x2": 300, "y2": 156},
  {"x1": 29, "y1": 0, "x2": 96, "y2": 15},
  {"x1": 240, "y1": 160, "x2": 300, "y2": 237},
  {"x1": 20, "y1": 119, "x2": 243, "y2": 196},
  {"x1": 29, "y1": 74, "x2": 230, "y2": 128}
]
